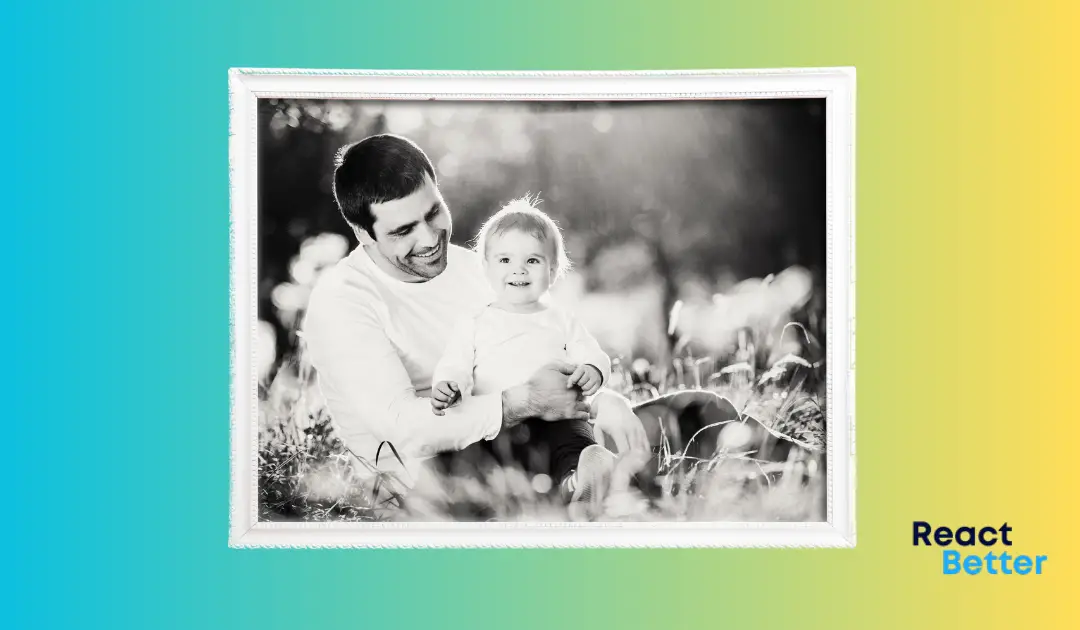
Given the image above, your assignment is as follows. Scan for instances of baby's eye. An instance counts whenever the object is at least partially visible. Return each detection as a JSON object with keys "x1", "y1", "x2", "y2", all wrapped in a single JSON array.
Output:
[
  {"x1": 527, "y1": 258, "x2": 541, "y2": 264},
  {"x1": 498, "y1": 257, "x2": 509, "y2": 264}
]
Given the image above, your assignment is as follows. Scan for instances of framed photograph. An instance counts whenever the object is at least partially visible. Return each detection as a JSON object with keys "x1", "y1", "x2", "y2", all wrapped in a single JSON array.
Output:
[{"x1": 229, "y1": 67, "x2": 855, "y2": 548}]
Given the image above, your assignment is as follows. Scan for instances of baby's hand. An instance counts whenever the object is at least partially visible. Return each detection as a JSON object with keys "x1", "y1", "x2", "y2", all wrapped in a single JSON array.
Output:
[
  {"x1": 431, "y1": 381, "x2": 461, "y2": 416},
  {"x1": 567, "y1": 364, "x2": 603, "y2": 396}
]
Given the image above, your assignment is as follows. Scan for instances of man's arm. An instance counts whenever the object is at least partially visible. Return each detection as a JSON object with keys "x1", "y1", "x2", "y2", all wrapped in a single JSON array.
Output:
[
  {"x1": 302, "y1": 289, "x2": 502, "y2": 461},
  {"x1": 431, "y1": 315, "x2": 477, "y2": 397},
  {"x1": 500, "y1": 362, "x2": 593, "y2": 426}
]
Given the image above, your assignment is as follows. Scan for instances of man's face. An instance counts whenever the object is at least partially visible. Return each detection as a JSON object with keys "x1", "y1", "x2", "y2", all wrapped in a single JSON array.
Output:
[{"x1": 364, "y1": 176, "x2": 451, "y2": 281}]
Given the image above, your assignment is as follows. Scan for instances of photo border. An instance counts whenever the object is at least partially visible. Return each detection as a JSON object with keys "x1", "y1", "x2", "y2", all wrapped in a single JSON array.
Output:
[{"x1": 229, "y1": 67, "x2": 856, "y2": 548}]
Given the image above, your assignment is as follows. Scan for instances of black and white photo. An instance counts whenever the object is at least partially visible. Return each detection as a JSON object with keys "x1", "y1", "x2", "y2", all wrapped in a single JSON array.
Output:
[{"x1": 230, "y1": 69, "x2": 855, "y2": 547}]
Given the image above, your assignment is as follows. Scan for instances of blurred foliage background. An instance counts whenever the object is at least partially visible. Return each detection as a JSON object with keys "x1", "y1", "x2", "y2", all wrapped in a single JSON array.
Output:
[{"x1": 256, "y1": 98, "x2": 826, "y2": 385}]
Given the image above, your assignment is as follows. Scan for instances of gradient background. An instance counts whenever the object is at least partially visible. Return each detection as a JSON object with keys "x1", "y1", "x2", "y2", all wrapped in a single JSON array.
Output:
[{"x1": 5, "y1": 0, "x2": 1077, "y2": 628}]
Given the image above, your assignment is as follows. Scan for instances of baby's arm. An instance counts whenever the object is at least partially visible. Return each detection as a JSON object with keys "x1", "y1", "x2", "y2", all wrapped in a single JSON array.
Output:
[
  {"x1": 431, "y1": 315, "x2": 478, "y2": 415},
  {"x1": 430, "y1": 381, "x2": 461, "y2": 416},
  {"x1": 565, "y1": 314, "x2": 611, "y2": 396}
]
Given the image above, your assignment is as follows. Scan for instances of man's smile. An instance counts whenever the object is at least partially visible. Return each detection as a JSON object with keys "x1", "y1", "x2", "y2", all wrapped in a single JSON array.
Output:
[{"x1": 411, "y1": 241, "x2": 442, "y2": 260}]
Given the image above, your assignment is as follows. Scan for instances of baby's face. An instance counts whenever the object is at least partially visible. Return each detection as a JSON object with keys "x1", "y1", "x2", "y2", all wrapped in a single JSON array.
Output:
[{"x1": 484, "y1": 230, "x2": 554, "y2": 306}]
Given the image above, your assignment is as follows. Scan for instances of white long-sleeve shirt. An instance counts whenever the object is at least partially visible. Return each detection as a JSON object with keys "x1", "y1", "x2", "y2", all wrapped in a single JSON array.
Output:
[
  {"x1": 301, "y1": 244, "x2": 504, "y2": 483},
  {"x1": 433, "y1": 306, "x2": 611, "y2": 400}
]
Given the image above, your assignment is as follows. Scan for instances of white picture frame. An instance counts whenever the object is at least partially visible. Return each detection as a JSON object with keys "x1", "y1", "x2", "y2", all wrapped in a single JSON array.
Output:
[{"x1": 229, "y1": 67, "x2": 856, "y2": 548}]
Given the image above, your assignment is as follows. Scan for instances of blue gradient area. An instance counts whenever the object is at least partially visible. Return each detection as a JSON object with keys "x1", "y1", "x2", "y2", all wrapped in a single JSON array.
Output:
[{"x1": 2, "y1": 3, "x2": 692, "y2": 628}]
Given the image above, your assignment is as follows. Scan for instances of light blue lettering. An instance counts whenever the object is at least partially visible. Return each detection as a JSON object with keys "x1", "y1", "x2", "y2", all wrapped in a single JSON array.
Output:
[
  {"x1": 943, "y1": 550, "x2": 961, "y2": 574},
  {"x1": 1014, "y1": 555, "x2": 1031, "y2": 575},
  {"x1": 964, "y1": 555, "x2": 982, "y2": 574}
]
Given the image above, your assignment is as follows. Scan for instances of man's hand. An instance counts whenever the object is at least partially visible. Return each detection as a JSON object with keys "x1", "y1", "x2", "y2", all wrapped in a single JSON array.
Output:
[
  {"x1": 591, "y1": 390, "x2": 651, "y2": 457},
  {"x1": 431, "y1": 381, "x2": 461, "y2": 416},
  {"x1": 501, "y1": 361, "x2": 591, "y2": 428},
  {"x1": 567, "y1": 364, "x2": 603, "y2": 396}
]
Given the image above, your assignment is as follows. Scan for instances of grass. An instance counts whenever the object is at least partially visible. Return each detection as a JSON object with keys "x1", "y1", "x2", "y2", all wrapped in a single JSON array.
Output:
[{"x1": 258, "y1": 322, "x2": 827, "y2": 523}]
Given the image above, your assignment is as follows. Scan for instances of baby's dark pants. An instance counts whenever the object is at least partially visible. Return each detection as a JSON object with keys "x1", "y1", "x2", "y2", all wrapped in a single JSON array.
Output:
[{"x1": 433, "y1": 418, "x2": 596, "y2": 486}]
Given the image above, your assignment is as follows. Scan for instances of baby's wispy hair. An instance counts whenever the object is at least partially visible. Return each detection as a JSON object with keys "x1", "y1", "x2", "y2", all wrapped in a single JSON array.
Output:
[{"x1": 472, "y1": 193, "x2": 572, "y2": 280}]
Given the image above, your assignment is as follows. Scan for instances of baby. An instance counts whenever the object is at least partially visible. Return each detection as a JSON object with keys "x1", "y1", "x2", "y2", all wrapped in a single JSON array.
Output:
[{"x1": 430, "y1": 195, "x2": 615, "y2": 519}]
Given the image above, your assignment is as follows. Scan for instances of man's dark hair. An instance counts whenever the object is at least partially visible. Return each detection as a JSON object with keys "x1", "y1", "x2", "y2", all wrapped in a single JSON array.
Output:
[{"x1": 332, "y1": 134, "x2": 437, "y2": 238}]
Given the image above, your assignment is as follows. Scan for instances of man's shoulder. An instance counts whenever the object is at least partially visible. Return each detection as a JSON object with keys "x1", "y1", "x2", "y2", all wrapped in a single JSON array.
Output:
[
  {"x1": 446, "y1": 244, "x2": 483, "y2": 272},
  {"x1": 305, "y1": 251, "x2": 381, "y2": 319},
  {"x1": 451, "y1": 302, "x2": 491, "y2": 329},
  {"x1": 445, "y1": 244, "x2": 495, "y2": 298}
]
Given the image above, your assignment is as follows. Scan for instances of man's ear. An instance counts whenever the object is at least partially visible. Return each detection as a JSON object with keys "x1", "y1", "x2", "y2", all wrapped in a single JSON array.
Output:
[{"x1": 353, "y1": 225, "x2": 375, "y2": 246}]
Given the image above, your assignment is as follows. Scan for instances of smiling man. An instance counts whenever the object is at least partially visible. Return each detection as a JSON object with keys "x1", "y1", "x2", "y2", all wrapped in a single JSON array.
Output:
[{"x1": 301, "y1": 134, "x2": 652, "y2": 502}]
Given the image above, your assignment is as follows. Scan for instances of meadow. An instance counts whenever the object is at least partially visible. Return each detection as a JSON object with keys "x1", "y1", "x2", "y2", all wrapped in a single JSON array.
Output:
[{"x1": 257, "y1": 319, "x2": 827, "y2": 524}]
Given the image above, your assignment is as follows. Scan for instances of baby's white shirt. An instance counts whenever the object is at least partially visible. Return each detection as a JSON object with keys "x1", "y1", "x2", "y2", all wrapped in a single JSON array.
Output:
[{"x1": 432, "y1": 305, "x2": 612, "y2": 399}]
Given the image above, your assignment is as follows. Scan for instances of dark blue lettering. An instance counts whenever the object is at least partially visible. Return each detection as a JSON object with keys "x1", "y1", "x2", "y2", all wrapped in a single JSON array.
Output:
[{"x1": 914, "y1": 521, "x2": 932, "y2": 545}]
